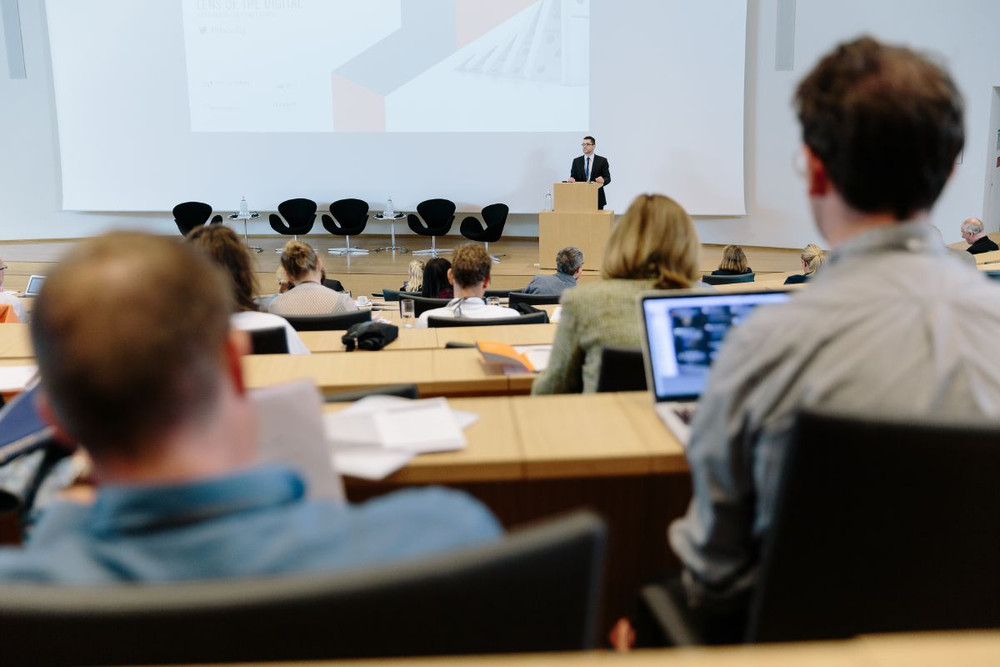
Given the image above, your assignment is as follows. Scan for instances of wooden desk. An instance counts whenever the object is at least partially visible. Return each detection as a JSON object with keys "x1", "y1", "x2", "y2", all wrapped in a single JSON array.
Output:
[
  {"x1": 0, "y1": 324, "x2": 32, "y2": 359},
  {"x1": 299, "y1": 323, "x2": 557, "y2": 353},
  {"x1": 243, "y1": 348, "x2": 526, "y2": 397},
  {"x1": 340, "y1": 392, "x2": 689, "y2": 633}
]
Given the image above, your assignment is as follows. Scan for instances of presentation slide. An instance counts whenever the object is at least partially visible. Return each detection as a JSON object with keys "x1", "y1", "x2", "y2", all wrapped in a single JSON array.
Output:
[{"x1": 45, "y1": 0, "x2": 746, "y2": 216}]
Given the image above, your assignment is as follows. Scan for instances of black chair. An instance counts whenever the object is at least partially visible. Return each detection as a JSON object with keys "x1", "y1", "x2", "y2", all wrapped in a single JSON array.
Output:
[
  {"x1": 702, "y1": 272, "x2": 755, "y2": 285},
  {"x1": 172, "y1": 201, "x2": 223, "y2": 236},
  {"x1": 269, "y1": 198, "x2": 317, "y2": 253},
  {"x1": 641, "y1": 408, "x2": 1000, "y2": 645},
  {"x1": 248, "y1": 327, "x2": 289, "y2": 355},
  {"x1": 379, "y1": 289, "x2": 420, "y2": 302},
  {"x1": 408, "y1": 198, "x2": 456, "y2": 257},
  {"x1": 403, "y1": 294, "x2": 452, "y2": 316},
  {"x1": 284, "y1": 310, "x2": 371, "y2": 331},
  {"x1": 322, "y1": 198, "x2": 369, "y2": 256},
  {"x1": 460, "y1": 203, "x2": 509, "y2": 263},
  {"x1": 484, "y1": 288, "x2": 511, "y2": 298},
  {"x1": 427, "y1": 312, "x2": 549, "y2": 328},
  {"x1": 323, "y1": 384, "x2": 419, "y2": 403},
  {"x1": 595, "y1": 346, "x2": 647, "y2": 392},
  {"x1": 0, "y1": 511, "x2": 606, "y2": 665},
  {"x1": 509, "y1": 291, "x2": 562, "y2": 308}
]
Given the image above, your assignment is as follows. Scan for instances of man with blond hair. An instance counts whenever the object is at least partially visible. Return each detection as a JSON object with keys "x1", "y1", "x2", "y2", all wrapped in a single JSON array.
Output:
[
  {"x1": 0, "y1": 232, "x2": 500, "y2": 582},
  {"x1": 416, "y1": 243, "x2": 519, "y2": 327}
]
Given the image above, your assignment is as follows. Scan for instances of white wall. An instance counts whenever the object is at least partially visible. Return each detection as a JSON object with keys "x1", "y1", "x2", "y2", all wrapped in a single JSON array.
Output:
[{"x1": 3, "y1": 0, "x2": 1000, "y2": 245}]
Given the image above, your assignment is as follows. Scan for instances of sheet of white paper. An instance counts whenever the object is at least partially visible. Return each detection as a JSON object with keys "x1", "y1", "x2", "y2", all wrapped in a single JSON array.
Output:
[
  {"x1": 253, "y1": 380, "x2": 345, "y2": 503},
  {"x1": 0, "y1": 366, "x2": 37, "y2": 392},
  {"x1": 514, "y1": 344, "x2": 552, "y2": 372},
  {"x1": 332, "y1": 448, "x2": 414, "y2": 481},
  {"x1": 452, "y1": 409, "x2": 479, "y2": 430},
  {"x1": 374, "y1": 400, "x2": 466, "y2": 454}
]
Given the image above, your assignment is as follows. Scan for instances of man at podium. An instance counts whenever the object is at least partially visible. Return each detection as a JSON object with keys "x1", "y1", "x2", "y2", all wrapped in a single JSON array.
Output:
[{"x1": 568, "y1": 136, "x2": 611, "y2": 210}]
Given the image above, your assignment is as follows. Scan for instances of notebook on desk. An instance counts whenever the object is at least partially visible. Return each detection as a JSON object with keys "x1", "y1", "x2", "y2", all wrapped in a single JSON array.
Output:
[{"x1": 639, "y1": 289, "x2": 791, "y2": 444}]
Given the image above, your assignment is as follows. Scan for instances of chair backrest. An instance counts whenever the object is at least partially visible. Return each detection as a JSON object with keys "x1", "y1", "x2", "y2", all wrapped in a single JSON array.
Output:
[
  {"x1": 0, "y1": 511, "x2": 606, "y2": 665},
  {"x1": 172, "y1": 201, "x2": 214, "y2": 236},
  {"x1": 284, "y1": 310, "x2": 371, "y2": 331},
  {"x1": 322, "y1": 198, "x2": 369, "y2": 236},
  {"x1": 381, "y1": 289, "x2": 420, "y2": 303},
  {"x1": 701, "y1": 272, "x2": 755, "y2": 285},
  {"x1": 481, "y1": 202, "x2": 509, "y2": 228},
  {"x1": 595, "y1": 346, "x2": 647, "y2": 392},
  {"x1": 416, "y1": 198, "x2": 456, "y2": 224},
  {"x1": 747, "y1": 408, "x2": 1000, "y2": 643},
  {"x1": 483, "y1": 288, "x2": 511, "y2": 298},
  {"x1": 509, "y1": 291, "x2": 562, "y2": 307},
  {"x1": 273, "y1": 198, "x2": 317, "y2": 235},
  {"x1": 404, "y1": 294, "x2": 453, "y2": 316},
  {"x1": 323, "y1": 384, "x2": 419, "y2": 403},
  {"x1": 427, "y1": 311, "x2": 549, "y2": 328},
  {"x1": 248, "y1": 327, "x2": 289, "y2": 355}
]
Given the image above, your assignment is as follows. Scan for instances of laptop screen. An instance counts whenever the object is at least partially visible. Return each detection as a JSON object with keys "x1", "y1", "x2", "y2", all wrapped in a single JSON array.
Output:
[
  {"x1": 23, "y1": 275, "x2": 45, "y2": 296},
  {"x1": 640, "y1": 290, "x2": 790, "y2": 401}
]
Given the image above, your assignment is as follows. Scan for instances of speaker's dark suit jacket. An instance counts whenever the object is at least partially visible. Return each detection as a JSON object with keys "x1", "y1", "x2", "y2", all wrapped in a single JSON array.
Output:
[{"x1": 570, "y1": 154, "x2": 611, "y2": 209}]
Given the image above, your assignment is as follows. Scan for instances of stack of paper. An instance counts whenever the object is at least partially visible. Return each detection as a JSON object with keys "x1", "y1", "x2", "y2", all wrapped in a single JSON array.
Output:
[
  {"x1": 0, "y1": 366, "x2": 37, "y2": 393},
  {"x1": 324, "y1": 396, "x2": 478, "y2": 480}
]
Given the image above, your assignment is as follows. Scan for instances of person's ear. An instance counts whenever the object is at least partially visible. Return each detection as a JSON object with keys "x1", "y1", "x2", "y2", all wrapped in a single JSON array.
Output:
[
  {"x1": 33, "y1": 389, "x2": 78, "y2": 449},
  {"x1": 447, "y1": 268, "x2": 455, "y2": 286},
  {"x1": 225, "y1": 329, "x2": 250, "y2": 396},
  {"x1": 483, "y1": 275, "x2": 491, "y2": 289},
  {"x1": 805, "y1": 146, "x2": 829, "y2": 197}
]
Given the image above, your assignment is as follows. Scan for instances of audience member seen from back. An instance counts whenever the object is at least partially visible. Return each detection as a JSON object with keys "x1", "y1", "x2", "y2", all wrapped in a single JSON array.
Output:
[
  {"x1": 267, "y1": 240, "x2": 357, "y2": 317},
  {"x1": 533, "y1": 194, "x2": 700, "y2": 394},
  {"x1": 783, "y1": 243, "x2": 826, "y2": 284},
  {"x1": 416, "y1": 244, "x2": 519, "y2": 327},
  {"x1": 523, "y1": 247, "x2": 584, "y2": 294},
  {"x1": 711, "y1": 245, "x2": 752, "y2": 276},
  {"x1": 0, "y1": 232, "x2": 501, "y2": 583},
  {"x1": 401, "y1": 259, "x2": 424, "y2": 293},
  {"x1": 670, "y1": 37, "x2": 1000, "y2": 636},
  {"x1": 960, "y1": 217, "x2": 998, "y2": 254},
  {"x1": 421, "y1": 257, "x2": 454, "y2": 299},
  {"x1": 186, "y1": 225, "x2": 309, "y2": 355},
  {"x1": 0, "y1": 256, "x2": 26, "y2": 323}
]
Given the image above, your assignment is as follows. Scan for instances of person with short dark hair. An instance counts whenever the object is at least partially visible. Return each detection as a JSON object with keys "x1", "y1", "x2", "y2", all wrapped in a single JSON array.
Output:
[
  {"x1": 416, "y1": 244, "x2": 518, "y2": 327},
  {"x1": 671, "y1": 36, "x2": 1000, "y2": 622},
  {"x1": 960, "y1": 217, "x2": 998, "y2": 254},
  {"x1": 524, "y1": 247, "x2": 584, "y2": 294},
  {"x1": 0, "y1": 232, "x2": 501, "y2": 583},
  {"x1": 568, "y1": 135, "x2": 611, "y2": 210}
]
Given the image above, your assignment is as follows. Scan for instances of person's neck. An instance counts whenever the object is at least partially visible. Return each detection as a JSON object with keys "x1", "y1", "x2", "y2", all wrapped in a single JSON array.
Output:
[
  {"x1": 818, "y1": 197, "x2": 927, "y2": 247},
  {"x1": 91, "y1": 384, "x2": 257, "y2": 487},
  {"x1": 294, "y1": 269, "x2": 323, "y2": 285},
  {"x1": 452, "y1": 284, "x2": 485, "y2": 299}
]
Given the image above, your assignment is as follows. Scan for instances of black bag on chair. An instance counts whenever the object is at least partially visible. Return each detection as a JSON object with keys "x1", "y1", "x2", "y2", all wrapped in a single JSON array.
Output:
[{"x1": 342, "y1": 321, "x2": 399, "y2": 351}]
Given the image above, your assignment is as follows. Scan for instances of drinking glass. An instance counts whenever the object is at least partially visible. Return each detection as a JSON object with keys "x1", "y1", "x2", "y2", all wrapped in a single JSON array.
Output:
[{"x1": 401, "y1": 299, "x2": 416, "y2": 327}]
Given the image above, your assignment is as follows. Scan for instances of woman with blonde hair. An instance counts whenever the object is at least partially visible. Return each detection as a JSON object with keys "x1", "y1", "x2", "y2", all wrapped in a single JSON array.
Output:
[
  {"x1": 712, "y1": 244, "x2": 752, "y2": 276},
  {"x1": 784, "y1": 243, "x2": 826, "y2": 284},
  {"x1": 267, "y1": 240, "x2": 357, "y2": 316},
  {"x1": 186, "y1": 225, "x2": 309, "y2": 354},
  {"x1": 401, "y1": 259, "x2": 424, "y2": 293},
  {"x1": 533, "y1": 194, "x2": 701, "y2": 394}
]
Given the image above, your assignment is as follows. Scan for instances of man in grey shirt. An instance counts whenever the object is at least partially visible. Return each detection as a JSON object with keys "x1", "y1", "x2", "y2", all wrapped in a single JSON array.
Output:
[
  {"x1": 670, "y1": 37, "x2": 1000, "y2": 616},
  {"x1": 523, "y1": 247, "x2": 584, "y2": 294}
]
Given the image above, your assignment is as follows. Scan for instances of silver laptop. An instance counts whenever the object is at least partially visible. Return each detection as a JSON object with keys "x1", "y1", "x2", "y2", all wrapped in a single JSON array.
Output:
[
  {"x1": 22, "y1": 275, "x2": 45, "y2": 297},
  {"x1": 639, "y1": 289, "x2": 791, "y2": 444}
]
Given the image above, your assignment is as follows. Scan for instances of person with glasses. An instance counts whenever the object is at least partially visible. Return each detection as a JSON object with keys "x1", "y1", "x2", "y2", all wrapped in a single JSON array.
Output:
[
  {"x1": 0, "y1": 257, "x2": 27, "y2": 323},
  {"x1": 567, "y1": 136, "x2": 612, "y2": 210}
]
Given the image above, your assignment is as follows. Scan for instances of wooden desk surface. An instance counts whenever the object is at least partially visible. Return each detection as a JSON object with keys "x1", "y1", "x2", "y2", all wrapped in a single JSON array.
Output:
[
  {"x1": 0, "y1": 324, "x2": 31, "y2": 359},
  {"x1": 299, "y1": 323, "x2": 557, "y2": 353},
  {"x1": 328, "y1": 392, "x2": 687, "y2": 484}
]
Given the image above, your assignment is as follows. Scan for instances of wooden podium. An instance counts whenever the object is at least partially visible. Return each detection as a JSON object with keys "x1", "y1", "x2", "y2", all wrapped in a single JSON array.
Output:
[{"x1": 539, "y1": 182, "x2": 615, "y2": 270}]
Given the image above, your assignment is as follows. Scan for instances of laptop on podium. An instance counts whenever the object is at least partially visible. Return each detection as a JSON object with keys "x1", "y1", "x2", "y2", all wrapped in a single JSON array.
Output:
[{"x1": 638, "y1": 289, "x2": 791, "y2": 444}]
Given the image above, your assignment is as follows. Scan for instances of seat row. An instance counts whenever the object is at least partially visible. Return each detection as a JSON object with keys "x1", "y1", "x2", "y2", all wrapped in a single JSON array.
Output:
[{"x1": 172, "y1": 198, "x2": 509, "y2": 260}]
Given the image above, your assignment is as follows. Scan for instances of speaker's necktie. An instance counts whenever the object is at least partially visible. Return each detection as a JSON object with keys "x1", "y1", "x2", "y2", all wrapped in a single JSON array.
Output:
[{"x1": 585, "y1": 156, "x2": 591, "y2": 181}]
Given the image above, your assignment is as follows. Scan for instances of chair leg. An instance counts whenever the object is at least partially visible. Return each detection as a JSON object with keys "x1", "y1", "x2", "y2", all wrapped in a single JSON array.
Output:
[
  {"x1": 329, "y1": 235, "x2": 369, "y2": 256},
  {"x1": 486, "y1": 241, "x2": 500, "y2": 263},
  {"x1": 413, "y1": 235, "x2": 453, "y2": 256}
]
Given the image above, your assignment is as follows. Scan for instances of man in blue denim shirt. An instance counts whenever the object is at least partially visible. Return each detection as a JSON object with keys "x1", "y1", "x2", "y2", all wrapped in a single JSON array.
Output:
[{"x1": 0, "y1": 232, "x2": 500, "y2": 583}]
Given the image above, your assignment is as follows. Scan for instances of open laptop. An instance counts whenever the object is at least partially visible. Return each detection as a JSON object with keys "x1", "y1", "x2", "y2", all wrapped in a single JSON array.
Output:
[
  {"x1": 639, "y1": 289, "x2": 791, "y2": 444},
  {"x1": 22, "y1": 275, "x2": 45, "y2": 297}
]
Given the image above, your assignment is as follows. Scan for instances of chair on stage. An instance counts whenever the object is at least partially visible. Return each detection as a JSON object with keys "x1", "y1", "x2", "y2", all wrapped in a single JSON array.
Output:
[
  {"x1": 460, "y1": 203, "x2": 508, "y2": 263},
  {"x1": 0, "y1": 511, "x2": 607, "y2": 664},
  {"x1": 407, "y1": 199, "x2": 455, "y2": 257},
  {"x1": 172, "y1": 202, "x2": 223, "y2": 236},
  {"x1": 640, "y1": 407, "x2": 1000, "y2": 645},
  {"x1": 284, "y1": 310, "x2": 371, "y2": 331},
  {"x1": 702, "y1": 272, "x2": 755, "y2": 286},
  {"x1": 322, "y1": 198, "x2": 370, "y2": 256},
  {"x1": 427, "y1": 312, "x2": 549, "y2": 328},
  {"x1": 247, "y1": 327, "x2": 289, "y2": 355},
  {"x1": 596, "y1": 347, "x2": 647, "y2": 392},
  {"x1": 269, "y1": 199, "x2": 317, "y2": 253}
]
